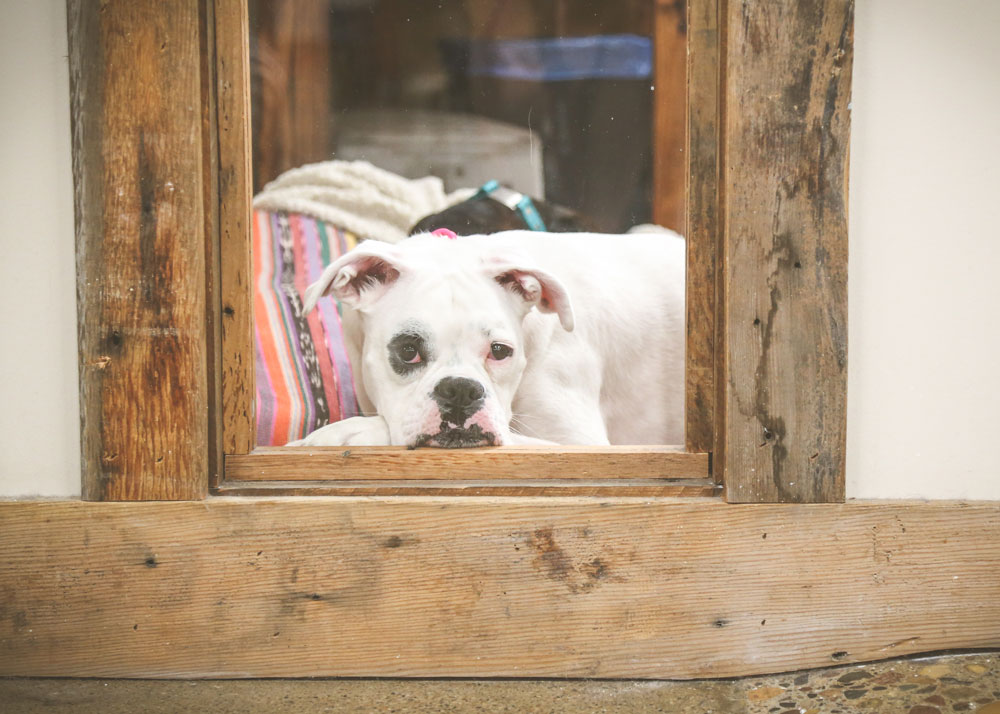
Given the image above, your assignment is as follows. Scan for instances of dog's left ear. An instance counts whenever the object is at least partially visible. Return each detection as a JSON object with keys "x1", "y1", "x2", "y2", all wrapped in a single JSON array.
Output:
[
  {"x1": 303, "y1": 240, "x2": 404, "y2": 313},
  {"x1": 489, "y1": 261, "x2": 575, "y2": 332}
]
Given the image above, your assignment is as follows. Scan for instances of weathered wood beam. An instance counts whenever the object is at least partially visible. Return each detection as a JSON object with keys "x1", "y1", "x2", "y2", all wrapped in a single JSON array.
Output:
[
  {"x1": 684, "y1": 0, "x2": 720, "y2": 455},
  {"x1": 69, "y1": 0, "x2": 209, "y2": 500},
  {"x1": 1, "y1": 499, "x2": 996, "y2": 678},
  {"x1": 718, "y1": 0, "x2": 853, "y2": 502}
]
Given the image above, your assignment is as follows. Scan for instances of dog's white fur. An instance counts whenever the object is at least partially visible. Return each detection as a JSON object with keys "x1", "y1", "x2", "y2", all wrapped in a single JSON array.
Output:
[{"x1": 292, "y1": 230, "x2": 684, "y2": 447}]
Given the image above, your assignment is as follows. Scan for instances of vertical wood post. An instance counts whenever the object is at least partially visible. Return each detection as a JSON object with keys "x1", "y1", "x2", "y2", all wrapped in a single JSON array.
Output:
[
  {"x1": 684, "y1": 0, "x2": 720, "y2": 455},
  {"x1": 718, "y1": 0, "x2": 852, "y2": 502},
  {"x1": 69, "y1": 0, "x2": 209, "y2": 500},
  {"x1": 212, "y1": 0, "x2": 256, "y2": 472}
]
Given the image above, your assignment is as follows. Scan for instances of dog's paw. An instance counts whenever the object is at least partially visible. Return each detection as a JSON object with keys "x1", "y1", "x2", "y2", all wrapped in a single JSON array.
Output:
[{"x1": 288, "y1": 416, "x2": 391, "y2": 446}]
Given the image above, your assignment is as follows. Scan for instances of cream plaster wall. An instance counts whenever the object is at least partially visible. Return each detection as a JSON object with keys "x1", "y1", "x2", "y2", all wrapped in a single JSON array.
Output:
[
  {"x1": 1, "y1": 0, "x2": 998, "y2": 498},
  {"x1": 0, "y1": 0, "x2": 79, "y2": 497},
  {"x1": 846, "y1": 0, "x2": 1000, "y2": 498}
]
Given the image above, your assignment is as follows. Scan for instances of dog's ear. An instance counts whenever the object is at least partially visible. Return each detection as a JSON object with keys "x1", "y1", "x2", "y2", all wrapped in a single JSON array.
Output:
[
  {"x1": 303, "y1": 241, "x2": 403, "y2": 312},
  {"x1": 489, "y1": 260, "x2": 575, "y2": 332}
]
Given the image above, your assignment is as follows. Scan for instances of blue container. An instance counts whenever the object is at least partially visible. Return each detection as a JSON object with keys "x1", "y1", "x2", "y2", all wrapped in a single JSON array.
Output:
[{"x1": 464, "y1": 34, "x2": 653, "y2": 82}]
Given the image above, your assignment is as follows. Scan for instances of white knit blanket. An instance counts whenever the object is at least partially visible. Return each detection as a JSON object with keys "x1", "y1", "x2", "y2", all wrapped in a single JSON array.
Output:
[{"x1": 252, "y1": 160, "x2": 473, "y2": 244}]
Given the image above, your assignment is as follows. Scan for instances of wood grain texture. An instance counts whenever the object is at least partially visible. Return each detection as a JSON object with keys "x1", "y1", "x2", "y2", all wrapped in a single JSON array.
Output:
[
  {"x1": 652, "y1": 0, "x2": 687, "y2": 233},
  {"x1": 216, "y1": 479, "x2": 719, "y2": 498},
  {"x1": 202, "y1": 0, "x2": 224, "y2": 487},
  {"x1": 1, "y1": 499, "x2": 997, "y2": 678},
  {"x1": 69, "y1": 0, "x2": 208, "y2": 500},
  {"x1": 684, "y1": 0, "x2": 719, "y2": 456},
  {"x1": 214, "y1": 0, "x2": 256, "y2": 461},
  {"x1": 226, "y1": 446, "x2": 708, "y2": 481},
  {"x1": 713, "y1": 0, "x2": 732, "y2": 491},
  {"x1": 718, "y1": 0, "x2": 852, "y2": 502}
]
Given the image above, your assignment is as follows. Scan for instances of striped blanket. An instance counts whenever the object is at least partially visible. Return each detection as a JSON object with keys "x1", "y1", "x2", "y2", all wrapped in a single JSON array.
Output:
[
  {"x1": 251, "y1": 161, "x2": 473, "y2": 446},
  {"x1": 253, "y1": 209, "x2": 362, "y2": 446}
]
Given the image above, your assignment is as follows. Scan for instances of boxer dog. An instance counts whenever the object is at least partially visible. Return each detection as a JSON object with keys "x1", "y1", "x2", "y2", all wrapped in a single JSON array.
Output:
[
  {"x1": 409, "y1": 183, "x2": 599, "y2": 236},
  {"x1": 292, "y1": 230, "x2": 684, "y2": 447}
]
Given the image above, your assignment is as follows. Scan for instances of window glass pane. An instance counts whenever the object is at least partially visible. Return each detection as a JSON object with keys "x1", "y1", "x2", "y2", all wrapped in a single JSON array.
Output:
[
  {"x1": 250, "y1": 0, "x2": 661, "y2": 231},
  {"x1": 247, "y1": 0, "x2": 686, "y2": 448}
]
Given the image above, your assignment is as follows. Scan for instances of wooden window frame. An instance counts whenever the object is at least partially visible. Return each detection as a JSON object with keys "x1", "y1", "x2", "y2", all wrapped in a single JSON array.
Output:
[
  {"x1": 5, "y1": 0, "x2": 996, "y2": 681},
  {"x1": 69, "y1": 0, "x2": 847, "y2": 503},
  {"x1": 203, "y1": 0, "x2": 844, "y2": 502},
  {"x1": 212, "y1": 0, "x2": 715, "y2": 499}
]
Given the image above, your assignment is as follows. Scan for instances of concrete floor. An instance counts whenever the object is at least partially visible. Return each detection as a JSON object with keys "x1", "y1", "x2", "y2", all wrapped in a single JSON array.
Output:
[{"x1": 2, "y1": 653, "x2": 998, "y2": 713}]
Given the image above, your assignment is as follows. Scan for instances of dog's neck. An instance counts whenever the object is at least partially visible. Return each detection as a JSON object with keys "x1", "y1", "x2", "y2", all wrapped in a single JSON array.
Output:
[{"x1": 475, "y1": 180, "x2": 548, "y2": 232}]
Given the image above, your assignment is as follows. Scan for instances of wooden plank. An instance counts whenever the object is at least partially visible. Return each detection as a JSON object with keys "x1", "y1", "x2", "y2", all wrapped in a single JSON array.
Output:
[
  {"x1": 684, "y1": 0, "x2": 719, "y2": 455},
  {"x1": 1, "y1": 499, "x2": 997, "y2": 678},
  {"x1": 216, "y1": 479, "x2": 719, "y2": 498},
  {"x1": 718, "y1": 0, "x2": 852, "y2": 502},
  {"x1": 652, "y1": 0, "x2": 687, "y2": 233},
  {"x1": 226, "y1": 446, "x2": 708, "y2": 481},
  {"x1": 713, "y1": 0, "x2": 732, "y2": 489},
  {"x1": 202, "y1": 0, "x2": 224, "y2": 487},
  {"x1": 69, "y1": 0, "x2": 208, "y2": 500},
  {"x1": 215, "y1": 0, "x2": 256, "y2": 460}
]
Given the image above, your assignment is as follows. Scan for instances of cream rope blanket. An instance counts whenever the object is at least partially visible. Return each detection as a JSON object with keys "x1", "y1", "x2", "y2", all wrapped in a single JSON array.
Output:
[{"x1": 252, "y1": 160, "x2": 474, "y2": 244}]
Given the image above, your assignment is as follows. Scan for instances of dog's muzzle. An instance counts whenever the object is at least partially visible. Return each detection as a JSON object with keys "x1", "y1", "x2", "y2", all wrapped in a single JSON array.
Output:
[
  {"x1": 411, "y1": 377, "x2": 498, "y2": 448},
  {"x1": 433, "y1": 377, "x2": 485, "y2": 425}
]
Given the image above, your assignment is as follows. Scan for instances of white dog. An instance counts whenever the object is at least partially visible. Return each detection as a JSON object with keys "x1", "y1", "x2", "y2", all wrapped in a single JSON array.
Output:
[{"x1": 292, "y1": 230, "x2": 684, "y2": 447}]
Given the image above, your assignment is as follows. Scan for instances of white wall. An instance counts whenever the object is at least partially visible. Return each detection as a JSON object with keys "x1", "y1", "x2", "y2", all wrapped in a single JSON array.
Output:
[
  {"x1": 846, "y1": 0, "x2": 1000, "y2": 499},
  {"x1": 1, "y1": 1, "x2": 998, "y2": 499},
  {"x1": 0, "y1": 1, "x2": 79, "y2": 497}
]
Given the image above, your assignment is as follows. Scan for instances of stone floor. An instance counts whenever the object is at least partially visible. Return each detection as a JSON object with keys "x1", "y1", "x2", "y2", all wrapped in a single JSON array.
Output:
[{"x1": 2, "y1": 652, "x2": 998, "y2": 713}]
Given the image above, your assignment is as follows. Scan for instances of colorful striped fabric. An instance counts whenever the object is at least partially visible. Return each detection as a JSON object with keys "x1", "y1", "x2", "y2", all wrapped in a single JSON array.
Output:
[{"x1": 253, "y1": 210, "x2": 362, "y2": 445}]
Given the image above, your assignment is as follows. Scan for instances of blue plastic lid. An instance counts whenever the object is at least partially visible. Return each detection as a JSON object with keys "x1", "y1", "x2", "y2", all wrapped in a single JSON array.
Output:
[{"x1": 464, "y1": 34, "x2": 652, "y2": 81}]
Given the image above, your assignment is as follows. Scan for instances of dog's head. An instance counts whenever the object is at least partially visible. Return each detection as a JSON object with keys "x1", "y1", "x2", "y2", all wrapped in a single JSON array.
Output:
[
  {"x1": 409, "y1": 191, "x2": 599, "y2": 236},
  {"x1": 303, "y1": 234, "x2": 574, "y2": 447}
]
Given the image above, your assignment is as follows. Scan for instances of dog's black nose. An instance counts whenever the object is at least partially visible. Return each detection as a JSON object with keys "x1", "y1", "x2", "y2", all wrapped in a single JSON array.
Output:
[{"x1": 433, "y1": 377, "x2": 485, "y2": 424}]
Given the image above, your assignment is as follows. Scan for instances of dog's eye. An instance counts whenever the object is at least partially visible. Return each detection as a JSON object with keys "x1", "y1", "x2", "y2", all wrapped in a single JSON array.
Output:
[
  {"x1": 399, "y1": 343, "x2": 422, "y2": 364},
  {"x1": 489, "y1": 342, "x2": 513, "y2": 361},
  {"x1": 388, "y1": 331, "x2": 429, "y2": 376}
]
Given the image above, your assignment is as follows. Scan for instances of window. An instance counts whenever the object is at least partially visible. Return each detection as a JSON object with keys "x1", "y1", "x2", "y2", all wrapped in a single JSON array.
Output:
[
  {"x1": 70, "y1": 0, "x2": 848, "y2": 504},
  {"x1": 209, "y1": 0, "x2": 719, "y2": 497}
]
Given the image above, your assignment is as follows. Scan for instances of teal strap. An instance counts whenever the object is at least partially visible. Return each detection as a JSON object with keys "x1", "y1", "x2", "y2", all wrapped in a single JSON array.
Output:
[
  {"x1": 514, "y1": 195, "x2": 547, "y2": 231},
  {"x1": 476, "y1": 181, "x2": 548, "y2": 232},
  {"x1": 477, "y1": 179, "x2": 501, "y2": 195}
]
